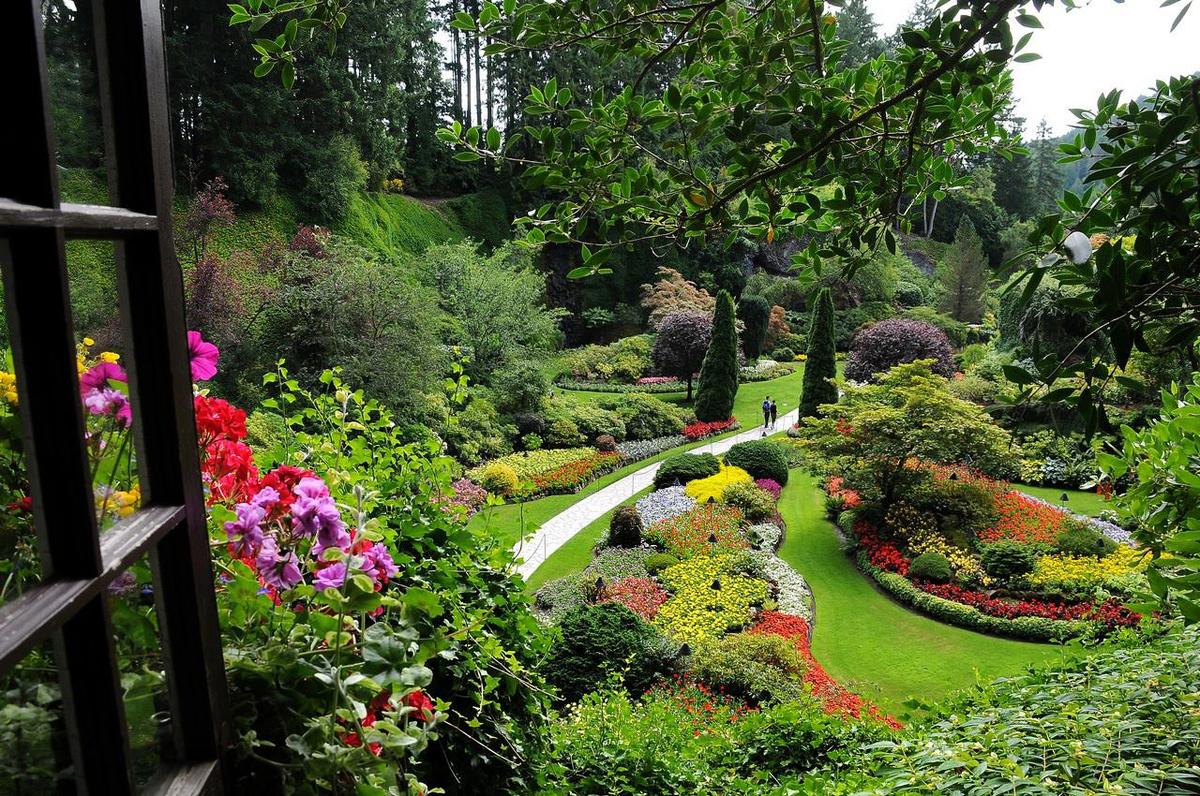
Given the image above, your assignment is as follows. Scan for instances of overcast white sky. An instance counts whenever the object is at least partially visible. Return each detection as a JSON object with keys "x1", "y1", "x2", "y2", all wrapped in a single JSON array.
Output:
[{"x1": 864, "y1": 0, "x2": 1200, "y2": 136}]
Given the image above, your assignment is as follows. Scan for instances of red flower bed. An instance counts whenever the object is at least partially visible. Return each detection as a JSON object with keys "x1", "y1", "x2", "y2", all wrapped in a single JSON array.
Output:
[
  {"x1": 683, "y1": 417, "x2": 737, "y2": 441},
  {"x1": 645, "y1": 676, "x2": 758, "y2": 730},
  {"x1": 602, "y1": 576, "x2": 669, "y2": 620},
  {"x1": 825, "y1": 476, "x2": 862, "y2": 509},
  {"x1": 751, "y1": 611, "x2": 901, "y2": 729},
  {"x1": 854, "y1": 521, "x2": 909, "y2": 575},
  {"x1": 916, "y1": 582, "x2": 1141, "y2": 629},
  {"x1": 518, "y1": 451, "x2": 621, "y2": 497},
  {"x1": 978, "y1": 491, "x2": 1070, "y2": 545},
  {"x1": 647, "y1": 504, "x2": 748, "y2": 558}
]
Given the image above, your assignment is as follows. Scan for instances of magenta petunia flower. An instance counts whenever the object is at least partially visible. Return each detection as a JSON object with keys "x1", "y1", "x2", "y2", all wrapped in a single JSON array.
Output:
[
  {"x1": 80, "y1": 362, "x2": 127, "y2": 397},
  {"x1": 187, "y1": 330, "x2": 220, "y2": 381}
]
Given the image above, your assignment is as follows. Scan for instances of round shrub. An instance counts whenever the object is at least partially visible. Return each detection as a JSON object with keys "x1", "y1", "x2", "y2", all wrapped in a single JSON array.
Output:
[
  {"x1": 546, "y1": 417, "x2": 583, "y2": 447},
  {"x1": 478, "y1": 462, "x2": 519, "y2": 496},
  {"x1": 908, "y1": 551, "x2": 952, "y2": 583},
  {"x1": 595, "y1": 433, "x2": 617, "y2": 452},
  {"x1": 980, "y1": 541, "x2": 1037, "y2": 580},
  {"x1": 844, "y1": 319, "x2": 956, "y2": 382},
  {"x1": 654, "y1": 452, "x2": 721, "y2": 489},
  {"x1": 772, "y1": 346, "x2": 796, "y2": 361},
  {"x1": 723, "y1": 440, "x2": 789, "y2": 485},
  {"x1": 691, "y1": 633, "x2": 807, "y2": 703},
  {"x1": 543, "y1": 603, "x2": 668, "y2": 704},
  {"x1": 1056, "y1": 522, "x2": 1117, "y2": 557},
  {"x1": 603, "y1": 393, "x2": 688, "y2": 440},
  {"x1": 721, "y1": 481, "x2": 777, "y2": 523},
  {"x1": 608, "y1": 505, "x2": 644, "y2": 548},
  {"x1": 645, "y1": 552, "x2": 680, "y2": 575},
  {"x1": 893, "y1": 281, "x2": 926, "y2": 307}
]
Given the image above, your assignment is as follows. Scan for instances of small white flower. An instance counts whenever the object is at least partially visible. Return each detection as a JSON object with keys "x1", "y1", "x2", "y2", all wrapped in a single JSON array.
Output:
[{"x1": 1065, "y1": 231, "x2": 1093, "y2": 264}]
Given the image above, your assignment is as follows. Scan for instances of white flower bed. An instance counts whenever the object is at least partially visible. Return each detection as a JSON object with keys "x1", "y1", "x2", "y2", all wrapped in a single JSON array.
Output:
[
  {"x1": 617, "y1": 435, "x2": 687, "y2": 462},
  {"x1": 749, "y1": 522, "x2": 783, "y2": 552},
  {"x1": 636, "y1": 486, "x2": 696, "y2": 526}
]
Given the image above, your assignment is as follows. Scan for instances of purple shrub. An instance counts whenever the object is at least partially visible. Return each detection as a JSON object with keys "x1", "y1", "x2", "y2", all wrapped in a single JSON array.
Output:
[
  {"x1": 754, "y1": 478, "x2": 783, "y2": 501},
  {"x1": 844, "y1": 318, "x2": 955, "y2": 382}
]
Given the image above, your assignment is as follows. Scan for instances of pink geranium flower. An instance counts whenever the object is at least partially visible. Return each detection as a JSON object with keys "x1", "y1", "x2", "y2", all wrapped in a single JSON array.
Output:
[{"x1": 187, "y1": 331, "x2": 220, "y2": 381}]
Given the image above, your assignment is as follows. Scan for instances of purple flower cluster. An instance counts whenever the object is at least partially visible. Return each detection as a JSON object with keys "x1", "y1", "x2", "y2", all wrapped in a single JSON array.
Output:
[
  {"x1": 755, "y1": 478, "x2": 783, "y2": 501},
  {"x1": 222, "y1": 475, "x2": 397, "y2": 595}
]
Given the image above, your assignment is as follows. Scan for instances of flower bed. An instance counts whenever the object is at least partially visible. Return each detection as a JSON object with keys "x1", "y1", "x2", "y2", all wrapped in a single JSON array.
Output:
[
  {"x1": 601, "y1": 576, "x2": 670, "y2": 620},
  {"x1": 646, "y1": 504, "x2": 748, "y2": 558},
  {"x1": 467, "y1": 447, "x2": 623, "y2": 499},
  {"x1": 826, "y1": 460, "x2": 1143, "y2": 641},
  {"x1": 616, "y1": 434, "x2": 687, "y2": 462},
  {"x1": 654, "y1": 555, "x2": 769, "y2": 645},
  {"x1": 636, "y1": 486, "x2": 697, "y2": 526},
  {"x1": 556, "y1": 378, "x2": 687, "y2": 394},
  {"x1": 683, "y1": 417, "x2": 739, "y2": 441},
  {"x1": 684, "y1": 465, "x2": 752, "y2": 502}
]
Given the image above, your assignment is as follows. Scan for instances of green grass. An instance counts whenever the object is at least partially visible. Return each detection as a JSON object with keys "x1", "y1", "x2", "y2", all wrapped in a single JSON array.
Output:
[
  {"x1": 471, "y1": 368, "x2": 808, "y2": 548},
  {"x1": 1015, "y1": 484, "x2": 1110, "y2": 517},
  {"x1": 776, "y1": 471, "x2": 1068, "y2": 713}
]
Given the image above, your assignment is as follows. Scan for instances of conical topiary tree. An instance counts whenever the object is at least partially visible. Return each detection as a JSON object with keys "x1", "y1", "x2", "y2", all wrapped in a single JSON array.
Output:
[
  {"x1": 737, "y1": 295, "x2": 770, "y2": 360},
  {"x1": 799, "y1": 286, "x2": 837, "y2": 418},
  {"x1": 694, "y1": 290, "x2": 739, "y2": 422}
]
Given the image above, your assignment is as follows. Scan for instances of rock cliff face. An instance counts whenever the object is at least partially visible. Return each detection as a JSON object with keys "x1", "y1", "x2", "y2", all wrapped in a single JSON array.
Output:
[{"x1": 540, "y1": 241, "x2": 585, "y2": 346}]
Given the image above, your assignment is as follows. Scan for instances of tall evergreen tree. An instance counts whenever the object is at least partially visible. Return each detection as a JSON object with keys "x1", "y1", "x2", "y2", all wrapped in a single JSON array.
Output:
[
  {"x1": 835, "y1": 0, "x2": 884, "y2": 66},
  {"x1": 799, "y1": 287, "x2": 837, "y2": 418},
  {"x1": 938, "y1": 218, "x2": 990, "y2": 323},
  {"x1": 738, "y1": 295, "x2": 771, "y2": 361},
  {"x1": 694, "y1": 290, "x2": 739, "y2": 422},
  {"x1": 1030, "y1": 119, "x2": 1063, "y2": 215}
]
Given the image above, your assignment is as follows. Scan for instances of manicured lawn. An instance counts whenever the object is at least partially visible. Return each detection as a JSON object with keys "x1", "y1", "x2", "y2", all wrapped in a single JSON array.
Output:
[
  {"x1": 559, "y1": 366, "x2": 806, "y2": 423},
  {"x1": 471, "y1": 368, "x2": 807, "y2": 548},
  {"x1": 776, "y1": 472, "x2": 1069, "y2": 713},
  {"x1": 521, "y1": 487, "x2": 651, "y2": 593},
  {"x1": 1015, "y1": 484, "x2": 1112, "y2": 517}
]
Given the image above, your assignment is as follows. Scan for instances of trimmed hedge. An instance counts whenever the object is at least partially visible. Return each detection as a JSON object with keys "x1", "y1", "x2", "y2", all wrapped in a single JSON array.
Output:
[
  {"x1": 861, "y1": 554, "x2": 1090, "y2": 642},
  {"x1": 653, "y1": 452, "x2": 721, "y2": 490},
  {"x1": 723, "y1": 440, "x2": 790, "y2": 485},
  {"x1": 556, "y1": 379, "x2": 687, "y2": 394}
]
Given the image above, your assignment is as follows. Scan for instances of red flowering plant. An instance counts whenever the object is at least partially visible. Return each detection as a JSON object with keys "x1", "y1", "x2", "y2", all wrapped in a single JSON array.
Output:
[
  {"x1": 978, "y1": 491, "x2": 1070, "y2": 546},
  {"x1": 683, "y1": 416, "x2": 738, "y2": 441},
  {"x1": 750, "y1": 611, "x2": 901, "y2": 729},
  {"x1": 645, "y1": 503, "x2": 748, "y2": 558},
  {"x1": 601, "y1": 576, "x2": 670, "y2": 620},
  {"x1": 916, "y1": 583, "x2": 1141, "y2": 630}
]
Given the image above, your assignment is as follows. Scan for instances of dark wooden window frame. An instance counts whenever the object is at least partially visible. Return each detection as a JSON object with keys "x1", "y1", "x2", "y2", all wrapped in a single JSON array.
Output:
[{"x1": 0, "y1": 1, "x2": 228, "y2": 793}]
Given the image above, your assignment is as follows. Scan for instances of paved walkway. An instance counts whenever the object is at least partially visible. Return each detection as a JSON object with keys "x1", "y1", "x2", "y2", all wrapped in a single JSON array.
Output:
[{"x1": 513, "y1": 409, "x2": 800, "y2": 578}]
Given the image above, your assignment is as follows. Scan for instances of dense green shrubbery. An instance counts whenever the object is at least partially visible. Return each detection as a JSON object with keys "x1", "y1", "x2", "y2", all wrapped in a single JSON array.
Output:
[
  {"x1": 543, "y1": 604, "x2": 674, "y2": 705},
  {"x1": 609, "y1": 505, "x2": 645, "y2": 548},
  {"x1": 654, "y1": 452, "x2": 722, "y2": 489},
  {"x1": 908, "y1": 551, "x2": 952, "y2": 583},
  {"x1": 645, "y1": 552, "x2": 681, "y2": 575},
  {"x1": 980, "y1": 541, "x2": 1037, "y2": 580},
  {"x1": 561, "y1": 335, "x2": 653, "y2": 383},
  {"x1": 902, "y1": 305, "x2": 970, "y2": 347},
  {"x1": 1056, "y1": 523, "x2": 1117, "y2": 557},
  {"x1": 691, "y1": 633, "x2": 807, "y2": 703},
  {"x1": 721, "y1": 481, "x2": 777, "y2": 523},
  {"x1": 817, "y1": 627, "x2": 1200, "y2": 794},
  {"x1": 723, "y1": 440, "x2": 789, "y2": 485},
  {"x1": 694, "y1": 291, "x2": 740, "y2": 422},
  {"x1": 601, "y1": 393, "x2": 689, "y2": 440}
]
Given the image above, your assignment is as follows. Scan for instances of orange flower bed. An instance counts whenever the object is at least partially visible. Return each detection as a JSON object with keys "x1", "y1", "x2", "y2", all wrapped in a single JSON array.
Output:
[{"x1": 978, "y1": 491, "x2": 1070, "y2": 546}]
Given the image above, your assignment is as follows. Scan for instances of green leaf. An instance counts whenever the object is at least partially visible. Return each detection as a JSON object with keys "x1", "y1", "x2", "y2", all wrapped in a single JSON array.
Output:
[
  {"x1": 403, "y1": 586, "x2": 444, "y2": 618},
  {"x1": 1014, "y1": 53, "x2": 1041, "y2": 63}
]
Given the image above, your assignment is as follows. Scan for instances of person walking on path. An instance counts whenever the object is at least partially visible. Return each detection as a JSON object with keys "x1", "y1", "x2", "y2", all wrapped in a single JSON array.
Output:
[
  {"x1": 770, "y1": 399, "x2": 778, "y2": 429},
  {"x1": 761, "y1": 396, "x2": 771, "y2": 435}
]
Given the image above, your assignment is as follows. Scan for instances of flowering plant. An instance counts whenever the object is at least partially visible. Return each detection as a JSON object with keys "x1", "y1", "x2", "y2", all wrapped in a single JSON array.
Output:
[
  {"x1": 978, "y1": 491, "x2": 1071, "y2": 546},
  {"x1": 602, "y1": 576, "x2": 670, "y2": 620},
  {"x1": 654, "y1": 554, "x2": 768, "y2": 644},
  {"x1": 684, "y1": 465, "x2": 752, "y2": 503},
  {"x1": 682, "y1": 417, "x2": 738, "y2": 441},
  {"x1": 646, "y1": 504, "x2": 748, "y2": 558}
]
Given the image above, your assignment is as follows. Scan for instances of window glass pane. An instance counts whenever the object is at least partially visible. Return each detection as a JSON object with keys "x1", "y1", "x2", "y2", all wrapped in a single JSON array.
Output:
[
  {"x1": 42, "y1": 0, "x2": 112, "y2": 206},
  {"x1": 0, "y1": 644, "x2": 75, "y2": 792}
]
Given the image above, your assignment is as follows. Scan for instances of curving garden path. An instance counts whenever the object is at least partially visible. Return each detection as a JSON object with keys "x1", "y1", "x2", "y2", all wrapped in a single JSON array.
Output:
[{"x1": 513, "y1": 409, "x2": 799, "y2": 578}]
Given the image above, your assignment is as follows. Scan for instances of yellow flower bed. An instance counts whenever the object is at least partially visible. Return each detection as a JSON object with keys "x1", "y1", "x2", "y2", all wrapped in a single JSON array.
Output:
[
  {"x1": 1029, "y1": 546, "x2": 1149, "y2": 590},
  {"x1": 654, "y1": 554, "x2": 768, "y2": 645},
  {"x1": 908, "y1": 529, "x2": 992, "y2": 587},
  {"x1": 684, "y1": 465, "x2": 752, "y2": 504}
]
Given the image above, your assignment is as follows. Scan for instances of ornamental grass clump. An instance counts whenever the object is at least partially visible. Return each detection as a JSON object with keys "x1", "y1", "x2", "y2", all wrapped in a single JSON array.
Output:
[{"x1": 646, "y1": 504, "x2": 748, "y2": 559}]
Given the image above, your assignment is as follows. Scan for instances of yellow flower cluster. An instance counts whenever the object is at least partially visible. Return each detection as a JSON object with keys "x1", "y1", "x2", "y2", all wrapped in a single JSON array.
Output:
[
  {"x1": 1029, "y1": 546, "x2": 1148, "y2": 590},
  {"x1": 97, "y1": 484, "x2": 141, "y2": 519},
  {"x1": 908, "y1": 529, "x2": 992, "y2": 587},
  {"x1": 654, "y1": 554, "x2": 768, "y2": 645},
  {"x1": 684, "y1": 465, "x2": 752, "y2": 504},
  {"x1": 884, "y1": 503, "x2": 938, "y2": 541},
  {"x1": 0, "y1": 370, "x2": 17, "y2": 405}
]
